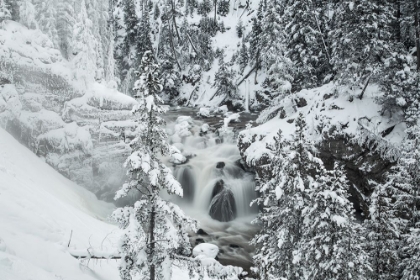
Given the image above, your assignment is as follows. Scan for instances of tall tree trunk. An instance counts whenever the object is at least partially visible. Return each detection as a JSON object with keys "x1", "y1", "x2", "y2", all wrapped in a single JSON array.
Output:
[
  {"x1": 149, "y1": 202, "x2": 156, "y2": 280},
  {"x1": 415, "y1": 0, "x2": 420, "y2": 71},
  {"x1": 396, "y1": 0, "x2": 401, "y2": 43},
  {"x1": 254, "y1": 50, "x2": 260, "y2": 85},
  {"x1": 214, "y1": 0, "x2": 217, "y2": 23}
]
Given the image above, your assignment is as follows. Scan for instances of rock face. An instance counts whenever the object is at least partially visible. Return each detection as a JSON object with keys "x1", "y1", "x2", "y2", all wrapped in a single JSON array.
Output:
[
  {"x1": 209, "y1": 180, "x2": 237, "y2": 222},
  {"x1": 317, "y1": 134, "x2": 393, "y2": 216},
  {"x1": 238, "y1": 131, "x2": 393, "y2": 218}
]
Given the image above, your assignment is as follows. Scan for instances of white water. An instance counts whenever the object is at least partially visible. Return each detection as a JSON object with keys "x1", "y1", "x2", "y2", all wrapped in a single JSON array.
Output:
[
  {"x1": 164, "y1": 115, "x2": 258, "y2": 221},
  {"x1": 162, "y1": 109, "x2": 259, "y2": 271}
]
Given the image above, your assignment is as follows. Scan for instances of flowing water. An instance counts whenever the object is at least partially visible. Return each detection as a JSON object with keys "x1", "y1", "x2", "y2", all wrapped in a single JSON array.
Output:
[{"x1": 162, "y1": 107, "x2": 259, "y2": 272}]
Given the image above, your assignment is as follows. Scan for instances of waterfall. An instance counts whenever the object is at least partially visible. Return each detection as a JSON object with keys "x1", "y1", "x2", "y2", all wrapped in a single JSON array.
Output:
[{"x1": 164, "y1": 113, "x2": 257, "y2": 222}]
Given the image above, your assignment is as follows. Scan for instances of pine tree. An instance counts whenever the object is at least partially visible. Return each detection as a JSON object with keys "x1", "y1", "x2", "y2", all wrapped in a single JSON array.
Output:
[
  {"x1": 365, "y1": 178, "x2": 405, "y2": 280},
  {"x1": 56, "y1": 0, "x2": 75, "y2": 59},
  {"x1": 399, "y1": 126, "x2": 420, "y2": 279},
  {"x1": 136, "y1": 4, "x2": 153, "y2": 64},
  {"x1": 252, "y1": 113, "x2": 322, "y2": 279},
  {"x1": 236, "y1": 19, "x2": 243, "y2": 38},
  {"x1": 36, "y1": 0, "x2": 59, "y2": 48},
  {"x1": 197, "y1": 0, "x2": 211, "y2": 16},
  {"x1": 4, "y1": 0, "x2": 18, "y2": 21},
  {"x1": 259, "y1": 0, "x2": 294, "y2": 95},
  {"x1": 113, "y1": 51, "x2": 197, "y2": 280},
  {"x1": 238, "y1": 40, "x2": 248, "y2": 74},
  {"x1": 0, "y1": 0, "x2": 11, "y2": 23},
  {"x1": 72, "y1": 0, "x2": 97, "y2": 86},
  {"x1": 19, "y1": 0, "x2": 37, "y2": 29},
  {"x1": 282, "y1": 0, "x2": 331, "y2": 89},
  {"x1": 122, "y1": 0, "x2": 139, "y2": 67},
  {"x1": 331, "y1": 0, "x2": 394, "y2": 89},
  {"x1": 301, "y1": 163, "x2": 370, "y2": 280},
  {"x1": 212, "y1": 57, "x2": 237, "y2": 101},
  {"x1": 216, "y1": 0, "x2": 229, "y2": 16}
]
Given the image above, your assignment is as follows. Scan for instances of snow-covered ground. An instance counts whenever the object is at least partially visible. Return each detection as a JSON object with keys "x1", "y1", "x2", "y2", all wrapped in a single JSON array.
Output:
[{"x1": 0, "y1": 127, "x2": 242, "y2": 279}]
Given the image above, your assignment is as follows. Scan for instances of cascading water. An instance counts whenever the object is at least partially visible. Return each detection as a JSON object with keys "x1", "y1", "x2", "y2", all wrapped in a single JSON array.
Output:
[{"x1": 162, "y1": 107, "x2": 259, "y2": 272}]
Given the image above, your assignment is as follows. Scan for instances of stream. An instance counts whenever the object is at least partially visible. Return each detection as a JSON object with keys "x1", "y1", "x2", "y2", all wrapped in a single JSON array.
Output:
[{"x1": 162, "y1": 107, "x2": 259, "y2": 272}]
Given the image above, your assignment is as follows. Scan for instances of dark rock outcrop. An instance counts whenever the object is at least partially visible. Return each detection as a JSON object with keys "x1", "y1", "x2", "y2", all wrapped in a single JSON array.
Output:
[{"x1": 209, "y1": 180, "x2": 237, "y2": 222}]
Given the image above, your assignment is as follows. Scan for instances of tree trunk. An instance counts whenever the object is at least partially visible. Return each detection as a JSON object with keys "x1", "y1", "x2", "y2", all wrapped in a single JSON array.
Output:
[
  {"x1": 254, "y1": 50, "x2": 260, "y2": 85},
  {"x1": 171, "y1": 0, "x2": 181, "y2": 42},
  {"x1": 396, "y1": 0, "x2": 401, "y2": 43},
  {"x1": 214, "y1": 0, "x2": 217, "y2": 23},
  {"x1": 415, "y1": 0, "x2": 420, "y2": 71},
  {"x1": 150, "y1": 202, "x2": 156, "y2": 280}
]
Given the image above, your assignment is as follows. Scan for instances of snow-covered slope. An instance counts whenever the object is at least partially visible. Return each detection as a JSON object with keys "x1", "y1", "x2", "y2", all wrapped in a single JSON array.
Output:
[
  {"x1": 0, "y1": 127, "x2": 242, "y2": 280},
  {"x1": 0, "y1": 127, "x2": 119, "y2": 280}
]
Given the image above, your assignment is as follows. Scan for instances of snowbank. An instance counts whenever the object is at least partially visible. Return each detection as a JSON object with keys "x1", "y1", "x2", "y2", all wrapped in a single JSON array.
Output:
[{"x1": 239, "y1": 83, "x2": 406, "y2": 166}]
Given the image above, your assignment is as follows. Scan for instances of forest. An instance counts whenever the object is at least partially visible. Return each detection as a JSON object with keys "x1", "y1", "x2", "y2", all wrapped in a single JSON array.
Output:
[{"x1": 0, "y1": 0, "x2": 420, "y2": 279}]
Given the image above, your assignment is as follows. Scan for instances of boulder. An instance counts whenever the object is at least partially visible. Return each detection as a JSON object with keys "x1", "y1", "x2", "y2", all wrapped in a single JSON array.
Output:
[
  {"x1": 193, "y1": 243, "x2": 219, "y2": 259},
  {"x1": 209, "y1": 180, "x2": 237, "y2": 222}
]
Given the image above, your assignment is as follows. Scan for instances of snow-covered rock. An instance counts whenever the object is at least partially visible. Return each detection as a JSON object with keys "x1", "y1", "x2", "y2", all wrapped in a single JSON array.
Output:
[
  {"x1": 193, "y1": 243, "x2": 219, "y2": 259},
  {"x1": 198, "y1": 107, "x2": 212, "y2": 118}
]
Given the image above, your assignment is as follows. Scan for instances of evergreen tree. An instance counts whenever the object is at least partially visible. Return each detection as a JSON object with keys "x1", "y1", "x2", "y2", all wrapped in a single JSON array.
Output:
[
  {"x1": 197, "y1": 0, "x2": 211, "y2": 16},
  {"x1": 399, "y1": 126, "x2": 420, "y2": 279},
  {"x1": 19, "y1": 0, "x2": 37, "y2": 29},
  {"x1": 71, "y1": 0, "x2": 97, "y2": 86},
  {"x1": 238, "y1": 40, "x2": 248, "y2": 74},
  {"x1": 136, "y1": 4, "x2": 153, "y2": 63},
  {"x1": 0, "y1": 0, "x2": 11, "y2": 23},
  {"x1": 212, "y1": 57, "x2": 237, "y2": 101},
  {"x1": 331, "y1": 0, "x2": 394, "y2": 89},
  {"x1": 123, "y1": 0, "x2": 139, "y2": 67},
  {"x1": 282, "y1": 0, "x2": 331, "y2": 89},
  {"x1": 113, "y1": 51, "x2": 197, "y2": 280},
  {"x1": 259, "y1": 0, "x2": 294, "y2": 95},
  {"x1": 365, "y1": 178, "x2": 405, "y2": 280},
  {"x1": 236, "y1": 19, "x2": 243, "y2": 38},
  {"x1": 56, "y1": 0, "x2": 75, "y2": 59},
  {"x1": 4, "y1": 0, "x2": 18, "y2": 21},
  {"x1": 36, "y1": 0, "x2": 59, "y2": 48},
  {"x1": 153, "y1": 3, "x2": 160, "y2": 20},
  {"x1": 301, "y1": 163, "x2": 370, "y2": 279},
  {"x1": 217, "y1": 0, "x2": 229, "y2": 16},
  {"x1": 252, "y1": 114, "x2": 322, "y2": 279}
]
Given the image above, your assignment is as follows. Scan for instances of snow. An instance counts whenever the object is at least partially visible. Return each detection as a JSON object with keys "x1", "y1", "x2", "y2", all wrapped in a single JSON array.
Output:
[
  {"x1": 240, "y1": 82, "x2": 405, "y2": 167},
  {"x1": 0, "y1": 127, "x2": 241, "y2": 279},
  {"x1": 0, "y1": 127, "x2": 118, "y2": 280},
  {"x1": 193, "y1": 243, "x2": 219, "y2": 259}
]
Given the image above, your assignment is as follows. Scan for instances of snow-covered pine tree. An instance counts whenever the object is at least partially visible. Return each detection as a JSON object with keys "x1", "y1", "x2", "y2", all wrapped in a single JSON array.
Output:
[
  {"x1": 36, "y1": 0, "x2": 59, "y2": 48},
  {"x1": 4, "y1": 0, "x2": 18, "y2": 21},
  {"x1": 0, "y1": 0, "x2": 11, "y2": 23},
  {"x1": 282, "y1": 0, "x2": 331, "y2": 89},
  {"x1": 216, "y1": 0, "x2": 229, "y2": 16},
  {"x1": 19, "y1": 0, "x2": 37, "y2": 29},
  {"x1": 113, "y1": 51, "x2": 197, "y2": 280},
  {"x1": 238, "y1": 40, "x2": 248, "y2": 74},
  {"x1": 136, "y1": 3, "x2": 153, "y2": 64},
  {"x1": 197, "y1": 0, "x2": 211, "y2": 16},
  {"x1": 248, "y1": 3, "x2": 263, "y2": 84},
  {"x1": 122, "y1": 0, "x2": 139, "y2": 68},
  {"x1": 364, "y1": 175, "x2": 406, "y2": 280},
  {"x1": 378, "y1": 52, "x2": 420, "y2": 122},
  {"x1": 252, "y1": 113, "x2": 322, "y2": 279},
  {"x1": 399, "y1": 126, "x2": 420, "y2": 279},
  {"x1": 211, "y1": 56, "x2": 237, "y2": 102},
  {"x1": 236, "y1": 19, "x2": 243, "y2": 38},
  {"x1": 56, "y1": 0, "x2": 75, "y2": 59},
  {"x1": 301, "y1": 163, "x2": 370, "y2": 279},
  {"x1": 71, "y1": 0, "x2": 98, "y2": 86},
  {"x1": 259, "y1": 0, "x2": 294, "y2": 96},
  {"x1": 331, "y1": 0, "x2": 393, "y2": 90}
]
